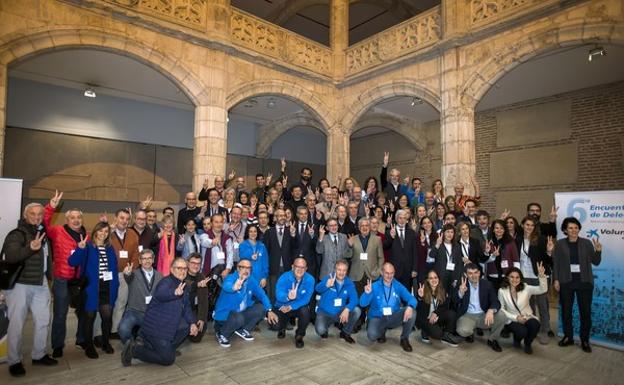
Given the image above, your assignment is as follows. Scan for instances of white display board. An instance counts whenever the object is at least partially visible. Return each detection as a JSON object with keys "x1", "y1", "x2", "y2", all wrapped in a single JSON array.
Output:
[{"x1": 0, "y1": 178, "x2": 23, "y2": 248}]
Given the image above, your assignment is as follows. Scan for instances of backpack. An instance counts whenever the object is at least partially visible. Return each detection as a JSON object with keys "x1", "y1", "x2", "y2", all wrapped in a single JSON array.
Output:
[{"x1": 0, "y1": 229, "x2": 27, "y2": 290}]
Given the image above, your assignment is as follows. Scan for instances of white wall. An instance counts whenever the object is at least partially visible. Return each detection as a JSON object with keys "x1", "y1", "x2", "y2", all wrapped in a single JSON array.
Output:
[
  {"x1": 7, "y1": 77, "x2": 195, "y2": 148},
  {"x1": 7, "y1": 77, "x2": 327, "y2": 165}
]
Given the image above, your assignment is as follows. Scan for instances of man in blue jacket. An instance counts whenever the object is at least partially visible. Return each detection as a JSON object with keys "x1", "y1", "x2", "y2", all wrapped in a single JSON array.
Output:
[
  {"x1": 269, "y1": 257, "x2": 314, "y2": 348},
  {"x1": 213, "y1": 259, "x2": 279, "y2": 347},
  {"x1": 360, "y1": 262, "x2": 416, "y2": 352},
  {"x1": 314, "y1": 260, "x2": 361, "y2": 344},
  {"x1": 121, "y1": 257, "x2": 201, "y2": 366}
]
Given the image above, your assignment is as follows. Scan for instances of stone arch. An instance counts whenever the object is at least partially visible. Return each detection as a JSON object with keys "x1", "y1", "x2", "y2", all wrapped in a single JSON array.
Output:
[
  {"x1": 352, "y1": 109, "x2": 427, "y2": 151},
  {"x1": 342, "y1": 79, "x2": 441, "y2": 134},
  {"x1": 461, "y1": 21, "x2": 624, "y2": 109},
  {"x1": 0, "y1": 26, "x2": 210, "y2": 106},
  {"x1": 256, "y1": 112, "x2": 324, "y2": 158},
  {"x1": 226, "y1": 79, "x2": 333, "y2": 131}
]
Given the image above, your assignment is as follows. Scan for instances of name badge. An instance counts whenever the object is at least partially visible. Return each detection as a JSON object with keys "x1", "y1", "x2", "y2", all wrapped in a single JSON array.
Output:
[
  {"x1": 70, "y1": 249, "x2": 75, "y2": 256},
  {"x1": 315, "y1": 294, "x2": 321, "y2": 300},
  {"x1": 446, "y1": 262, "x2": 455, "y2": 271},
  {"x1": 138, "y1": 245, "x2": 144, "y2": 252},
  {"x1": 102, "y1": 271, "x2": 113, "y2": 281},
  {"x1": 501, "y1": 260, "x2": 509, "y2": 269},
  {"x1": 145, "y1": 296, "x2": 152, "y2": 305},
  {"x1": 194, "y1": 296, "x2": 198, "y2": 305},
  {"x1": 513, "y1": 262, "x2": 520, "y2": 269},
  {"x1": 426, "y1": 256, "x2": 435, "y2": 263},
  {"x1": 120, "y1": 250, "x2": 129, "y2": 259},
  {"x1": 571, "y1": 264, "x2": 581, "y2": 273},
  {"x1": 216, "y1": 251, "x2": 225, "y2": 260},
  {"x1": 360, "y1": 253, "x2": 368, "y2": 261},
  {"x1": 334, "y1": 298, "x2": 342, "y2": 307},
  {"x1": 233, "y1": 242, "x2": 240, "y2": 250},
  {"x1": 382, "y1": 307, "x2": 392, "y2": 316}
]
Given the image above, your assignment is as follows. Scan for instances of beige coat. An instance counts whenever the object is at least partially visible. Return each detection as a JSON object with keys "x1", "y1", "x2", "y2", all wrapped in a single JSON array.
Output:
[{"x1": 349, "y1": 234, "x2": 384, "y2": 282}]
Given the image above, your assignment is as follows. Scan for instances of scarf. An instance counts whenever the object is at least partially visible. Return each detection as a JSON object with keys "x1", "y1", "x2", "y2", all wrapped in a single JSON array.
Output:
[{"x1": 64, "y1": 224, "x2": 87, "y2": 243}]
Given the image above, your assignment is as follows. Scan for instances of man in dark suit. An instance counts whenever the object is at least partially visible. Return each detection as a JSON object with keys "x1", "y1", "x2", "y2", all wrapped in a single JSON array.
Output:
[
  {"x1": 379, "y1": 151, "x2": 406, "y2": 204},
  {"x1": 336, "y1": 205, "x2": 357, "y2": 236},
  {"x1": 265, "y1": 209, "x2": 298, "y2": 301},
  {"x1": 383, "y1": 209, "x2": 417, "y2": 292},
  {"x1": 456, "y1": 263, "x2": 506, "y2": 352},
  {"x1": 293, "y1": 206, "x2": 318, "y2": 279}
]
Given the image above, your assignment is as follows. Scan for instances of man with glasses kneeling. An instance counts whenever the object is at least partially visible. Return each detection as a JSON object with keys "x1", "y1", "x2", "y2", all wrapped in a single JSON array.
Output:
[
  {"x1": 213, "y1": 260, "x2": 279, "y2": 347},
  {"x1": 269, "y1": 257, "x2": 315, "y2": 348},
  {"x1": 121, "y1": 258, "x2": 201, "y2": 366}
]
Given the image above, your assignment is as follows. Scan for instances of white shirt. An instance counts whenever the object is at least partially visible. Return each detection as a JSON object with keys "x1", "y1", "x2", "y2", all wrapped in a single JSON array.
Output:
[
  {"x1": 115, "y1": 228, "x2": 126, "y2": 241},
  {"x1": 520, "y1": 238, "x2": 537, "y2": 279}
]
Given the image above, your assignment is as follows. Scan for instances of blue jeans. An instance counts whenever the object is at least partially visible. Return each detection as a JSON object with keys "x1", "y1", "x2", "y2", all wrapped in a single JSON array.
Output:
[
  {"x1": 133, "y1": 326, "x2": 189, "y2": 366},
  {"x1": 51, "y1": 277, "x2": 84, "y2": 349},
  {"x1": 214, "y1": 303, "x2": 265, "y2": 338},
  {"x1": 314, "y1": 307, "x2": 361, "y2": 336},
  {"x1": 366, "y1": 307, "x2": 416, "y2": 341},
  {"x1": 118, "y1": 309, "x2": 145, "y2": 343}
]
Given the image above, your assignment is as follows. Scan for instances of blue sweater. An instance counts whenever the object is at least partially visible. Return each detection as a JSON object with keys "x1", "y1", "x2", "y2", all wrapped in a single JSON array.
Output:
[
  {"x1": 141, "y1": 274, "x2": 197, "y2": 342},
  {"x1": 68, "y1": 243, "x2": 119, "y2": 312},
  {"x1": 359, "y1": 279, "x2": 417, "y2": 318},
  {"x1": 238, "y1": 240, "x2": 269, "y2": 282},
  {"x1": 213, "y1": 272, "x2": 272, "y2": 322},
  {"x1": 274, "y1": 271, "x2": 314, "y2": 310},
  {"x1": 315, "y1": 274, "x2": 359, "y2": 316}
]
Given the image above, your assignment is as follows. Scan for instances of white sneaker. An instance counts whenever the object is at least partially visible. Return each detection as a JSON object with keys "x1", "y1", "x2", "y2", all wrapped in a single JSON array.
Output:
[
  {"x1": 215, "y1": 333, "x2": 231, "y2": 348},
  {"x1": 234, "y1": 329, "x2": 254, "y2": 341}
]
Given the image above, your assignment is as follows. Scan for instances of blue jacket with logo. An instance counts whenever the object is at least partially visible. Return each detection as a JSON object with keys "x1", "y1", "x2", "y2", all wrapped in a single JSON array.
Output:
[
  {"x1": 274, "y1": 271, "x2": 314, "y2": 310},
  {"x1": 238, "y1": 240, "x2": 269, "y2": 282},
  {"x1": 315, "y1": 274, "x2": 359, "y2": 316},
  {"x1": 359, "y1": 279, "x2": 417, "y2": 318},
  {"x1": 213, "y1": 271, "x2": 272, "y2": 321}
]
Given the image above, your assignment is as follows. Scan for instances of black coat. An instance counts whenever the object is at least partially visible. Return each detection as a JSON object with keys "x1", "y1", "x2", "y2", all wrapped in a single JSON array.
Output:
[
  {"x1": 416, "y1": 292, "x2": 451, "y2": 329},
  {"x1": 383, "y1": 227, "x2": 417, "y2": 280},
  {"x1": 293, "y1": 222, "x2": 318, "y2": 278},
  {"x1": 338, "y1": 220, "x2": 357, "y2": 236},
  {"x1": 264, "y1": 226, "x2": 299, "y2": 275}
]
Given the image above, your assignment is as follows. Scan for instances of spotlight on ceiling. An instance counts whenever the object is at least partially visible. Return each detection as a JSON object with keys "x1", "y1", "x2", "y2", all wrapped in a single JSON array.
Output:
[
  {"x1": 243, "y1": 98, "x2": 258, "y2": 108},
  {"x1": 83, "y1": 86, "x2": 96, "y2": 98},
  {"x1": 267, "y1": 97, "x2": 276, "y2": 109},
  {"x1": 588, "y1": 46, "x2": 606, "y2": 62},
  {"x1": 410, "y1": 97, "x2": 423, "y2": 106}
]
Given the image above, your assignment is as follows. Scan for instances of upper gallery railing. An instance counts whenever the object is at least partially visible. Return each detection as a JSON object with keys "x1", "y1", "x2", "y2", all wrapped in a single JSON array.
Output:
[
  {"x1": 229, "y1": 8, "x2": 333, "y2": 75},
  {"x1": 344, "y1": 6, "x2": 441, "y2": 76},
  {"x1": 469, "y1": 0, "x2": 561, "y2": 28}
]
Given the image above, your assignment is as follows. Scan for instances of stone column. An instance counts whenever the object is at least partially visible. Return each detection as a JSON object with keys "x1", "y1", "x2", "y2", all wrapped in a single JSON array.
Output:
[
  {"x1": 440, "y1": 48, "x2": 477, "y2": 196},
  {"x1": 0, "y1": 64, "x2": 6, "y2": 176},
  {"x1": 326, "y1": 124, "x2": 350, "y2": 185},
  {"x1": 194, "y1": 105, "x2": 228, "y2": 193},
  {"x1": 330, "y1": 0, "x2": 349, "y2": 81}
]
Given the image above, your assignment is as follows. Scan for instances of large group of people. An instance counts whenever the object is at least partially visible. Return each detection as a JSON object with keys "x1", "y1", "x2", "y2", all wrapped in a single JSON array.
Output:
[{"x1": 1, "y1": 153, "x2": 603, "y2": 377}]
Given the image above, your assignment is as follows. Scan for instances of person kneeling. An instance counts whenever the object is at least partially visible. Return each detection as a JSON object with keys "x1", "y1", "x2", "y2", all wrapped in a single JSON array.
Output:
[
  {"x1": 314, "y1": 260, "x2": 361, "y2": 344},
  {"x1": 360, "y1": 262, "x2": 416, "y2": 352},
  {"x1": 121, "y1": 258, "x2": 202, "y2": 366},
  {"x1": 269, "y1": 257, "x2": 314, "y2": 348},
  {"x1": 213, "y1": 260, "x2": 278, "y2": 347},
  {"x1": 455, "y1": 263, "x2": 506, "y2": 352},
  {"x1": 415, "y1": 270, "x2": 459, "y2": 347},
  {"x1": 498, "y1": 264, "x2": 548, "y2": 354}
]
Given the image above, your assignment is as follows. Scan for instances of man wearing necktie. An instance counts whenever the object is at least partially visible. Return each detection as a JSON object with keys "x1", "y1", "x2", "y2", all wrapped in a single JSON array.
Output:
[
  {"x1": 384, "y1": 210, "x2": 418, "y2": 293},
  {"x1": 316, "y1": 219, "x2": 353, "y2": 279},
  {"x1": 294, "y1": 207, "x2": 318, "y2": 280},
  {"x1": 265, "y1": 209, "x2": 298, "y2": 302}
]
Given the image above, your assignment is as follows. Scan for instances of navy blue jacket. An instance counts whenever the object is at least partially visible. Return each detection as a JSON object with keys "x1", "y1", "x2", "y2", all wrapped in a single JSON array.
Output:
[
  {"x1": 141, "y1": 274, "x2": 197, "y2": 342},
  {"x1": 456, "y1": 278, "x2": 501, "y2": 317}
]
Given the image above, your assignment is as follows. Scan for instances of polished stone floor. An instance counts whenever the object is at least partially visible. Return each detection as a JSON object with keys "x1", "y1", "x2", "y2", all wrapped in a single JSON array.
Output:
[{"x1": 1, "y1": 310, "x2": 623, "y2": 385}]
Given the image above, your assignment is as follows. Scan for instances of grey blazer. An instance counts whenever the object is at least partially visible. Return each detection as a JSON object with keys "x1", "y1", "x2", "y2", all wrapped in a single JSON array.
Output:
[
  {"x1": 552, "y1": 237, "x2": 601, "y2": 284},
  {"x1": 316, "y1": 232, "x2": 353, "y2": 278},
  {"x1": 349, "y1": 234, "x2": 384, "y2": 282}
]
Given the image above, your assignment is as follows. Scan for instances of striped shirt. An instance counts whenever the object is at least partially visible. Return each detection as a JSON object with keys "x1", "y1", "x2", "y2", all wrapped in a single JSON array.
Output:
[{"x1": 98, "y1": 246, "x2": 109, "y2": 280}]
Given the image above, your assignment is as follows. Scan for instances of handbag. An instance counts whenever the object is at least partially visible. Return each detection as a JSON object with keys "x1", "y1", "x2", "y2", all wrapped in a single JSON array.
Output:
[
  {"x1": 0, "y1": 229, "x2": 27, "y2": 290},
  {"x1": 68, "y1": 253, "x2": 88, "y2": 309}
]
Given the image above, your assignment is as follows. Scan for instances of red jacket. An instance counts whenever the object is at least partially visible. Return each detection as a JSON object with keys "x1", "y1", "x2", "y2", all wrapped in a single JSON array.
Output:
[{"x1": 44, "y1": 204, "x2": 81, "y2": 279}]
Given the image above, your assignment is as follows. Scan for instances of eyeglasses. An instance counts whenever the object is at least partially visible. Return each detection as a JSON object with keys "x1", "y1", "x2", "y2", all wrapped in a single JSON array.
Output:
[
  {"x1": 293, "y1": 265, "x2": 307, "y2": 270},
  {"x1": 172, "y1": 266, "x2": 188, "y2": 271}
]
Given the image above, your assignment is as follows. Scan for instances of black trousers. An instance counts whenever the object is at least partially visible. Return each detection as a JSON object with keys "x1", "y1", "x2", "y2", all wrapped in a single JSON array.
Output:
[
  {"x1": 421, "y1": 308, "x2": 457, "y2": 340},
  {"x1": 83, "y1": 281, "x2": 112, "y2": 348},
  {"x1": 507, "y1": 318, "x2": 540, "y2": 346},
  {"x1": 269, "y1": 306, "x2": 311, "y2": 337},
  {"x1": 560, "y1": 281, "x2": 593, "y2": 342}
]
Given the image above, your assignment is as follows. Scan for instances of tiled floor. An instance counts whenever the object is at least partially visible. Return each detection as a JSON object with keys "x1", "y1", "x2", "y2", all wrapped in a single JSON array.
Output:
[{"x1": 1, "y1": 311, "x2": 623, "y2": 385}]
